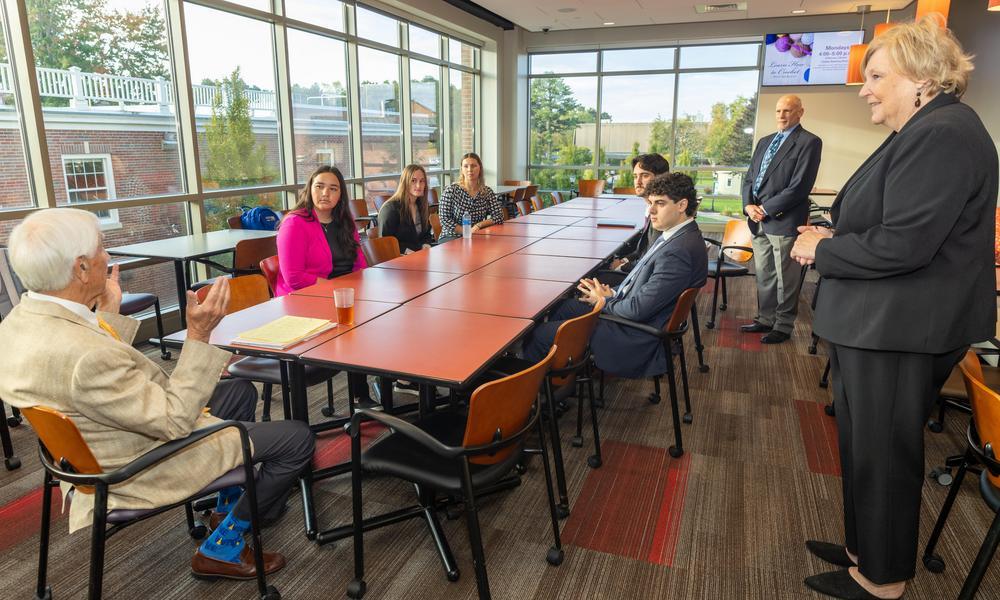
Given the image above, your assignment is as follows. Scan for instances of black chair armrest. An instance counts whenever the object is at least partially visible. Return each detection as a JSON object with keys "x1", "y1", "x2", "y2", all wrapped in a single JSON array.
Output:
[
  {"x1": 703, "y1": 237, "x2": 722, "y2": 248},
  {"x1": 44, "y1": 421, "x2": 251, "y2": 487},
  {"x1": 350, "y1": 409, "x2": 463, "y2": 459},
  {"x1": 599, "y1": 314, "x2": 665, "y2": 339},
  {"x1": 721, "y1": 245, "x2": 754, "y2": 254}
]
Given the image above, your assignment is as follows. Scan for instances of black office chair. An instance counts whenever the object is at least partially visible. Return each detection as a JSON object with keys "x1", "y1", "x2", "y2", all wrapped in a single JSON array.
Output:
[
  {"x1": 1, "y1": 400, "x2": 19, "y2": 470},
  {"x1": 21, "y1": 405, "x2": 279, "y2": 600},
  {"x1": 344, "y1": 345, "x2": 563, "y2": 600},
  {"x1": 119, "y1": 292, "x2": 171, "y2": 360},
  {"x1": 703, "y1": 220, "x2": 754, "y2": 330}
]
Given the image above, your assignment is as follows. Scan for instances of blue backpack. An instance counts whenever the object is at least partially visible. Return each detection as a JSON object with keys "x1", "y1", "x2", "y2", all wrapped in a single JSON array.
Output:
[{"x1": 239, "y1": 206, "x2": 281, "y2": 231}]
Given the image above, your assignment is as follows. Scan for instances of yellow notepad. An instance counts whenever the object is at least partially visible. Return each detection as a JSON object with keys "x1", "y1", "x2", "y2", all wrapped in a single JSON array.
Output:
[{"x1": 233, "y1": 316, "x2": 335, "y2": 349}]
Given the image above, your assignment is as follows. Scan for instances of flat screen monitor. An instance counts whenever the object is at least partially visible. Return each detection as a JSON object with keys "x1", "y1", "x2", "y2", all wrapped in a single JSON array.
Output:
[{"x1": 761, "y1": 30, "x2": 864, "y2": 86}]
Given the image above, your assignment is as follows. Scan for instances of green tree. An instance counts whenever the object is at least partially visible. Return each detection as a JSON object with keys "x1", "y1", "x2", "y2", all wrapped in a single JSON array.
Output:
[
  {"x1": 529, "y1": 77, "x2": 587, "y2": 165},
  {"x1": 705, "y1": 94, "x2": 757, "y2": 166},
  {"x1": 648, "y1": 115, "x2": 670, "y2": 156},
  {"x1": 616, "y1": 142, "x2": 640, "y2": 188},
  {"x1": 674, "y1": 116, "x2": 708, "y2": 166}
]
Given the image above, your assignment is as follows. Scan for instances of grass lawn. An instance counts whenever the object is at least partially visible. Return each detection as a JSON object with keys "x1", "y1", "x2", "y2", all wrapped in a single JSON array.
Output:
[{"x1": 698, "y1": 196, "x2": 743, "y2": 216}]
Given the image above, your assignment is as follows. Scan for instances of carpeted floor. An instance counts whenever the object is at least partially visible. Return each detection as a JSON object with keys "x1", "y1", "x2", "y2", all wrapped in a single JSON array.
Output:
[{"x1": 1, "y1": 274, "x2": 997, "y2": 599}]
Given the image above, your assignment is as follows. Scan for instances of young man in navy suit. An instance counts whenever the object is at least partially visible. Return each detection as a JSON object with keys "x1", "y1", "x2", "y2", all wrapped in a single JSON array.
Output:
[{"x1": 524, "y1": 173, "x2": 708, "y2": 378}]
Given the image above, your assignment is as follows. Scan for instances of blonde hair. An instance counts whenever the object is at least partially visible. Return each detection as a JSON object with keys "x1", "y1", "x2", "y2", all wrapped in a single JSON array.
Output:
[
  {"x1": 863, "y1": 16, "x2": 974, "y2": 98},
  {"x1": 387, "y1": 164, "x2": 429, "y2": 226},
  {"x1": 458, "y1": 152, "x2": 485, "y2": 191}
]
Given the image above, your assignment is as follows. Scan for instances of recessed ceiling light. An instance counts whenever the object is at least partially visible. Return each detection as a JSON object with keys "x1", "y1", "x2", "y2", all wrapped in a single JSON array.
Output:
[
  {"x1": 791, "y1": 9, "x2": 807, "y2": 14},
  {"x1": 603, "y1": 21, "x2": 615, "y2": 25}
]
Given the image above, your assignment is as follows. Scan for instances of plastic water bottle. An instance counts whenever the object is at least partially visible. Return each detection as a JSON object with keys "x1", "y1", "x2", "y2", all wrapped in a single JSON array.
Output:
[{"x1": 462, "y1": 211, "x2": 472, "y2": 239}]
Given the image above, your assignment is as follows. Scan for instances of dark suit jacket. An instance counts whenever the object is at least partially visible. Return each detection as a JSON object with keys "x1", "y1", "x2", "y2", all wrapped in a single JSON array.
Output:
[
  {"x1": 813, "y1": 93, "x2": 998, "y2": 353},
  {"x1": 742, "y1": 125, "x2": 823, "y2": 236},
  {"x1": 593, "y1": 220, "x2": 708, "y2": 378},
  {"x1": 377, "y1": 200, "x2": 435, "y2": 253},
  {"x1": 618, "y1": 219, "x2": 659, "y2": 274}
]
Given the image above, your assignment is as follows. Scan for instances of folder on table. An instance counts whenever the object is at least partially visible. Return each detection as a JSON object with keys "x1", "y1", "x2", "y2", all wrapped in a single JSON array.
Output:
[
  {"x1": 233, "y1": 316, "x2": 336, "y2": 349},
  {"x1": 596, "y1": 218, "x2": 638, "y2": 228}
]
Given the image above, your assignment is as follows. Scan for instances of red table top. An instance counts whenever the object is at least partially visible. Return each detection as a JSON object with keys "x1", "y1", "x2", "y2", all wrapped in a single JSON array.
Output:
[
  {"x1": 559, "y1": 197, "x2": 624, "y2": 209},
  {"x1": 546, "y1": 226, "x2": 641, "y2": 243},
  {"x1": 163, "y1": 295, "x2": 399, "y2": 358},
  {"x1": 507, "y1": 214, "x2": 583, "y2": 226},
  {"x1": 300, "y1": 305, "x2": 533, "y2": 386},
  {"x1": 534, "y1": 206, "x2": 603, "y2": 217},
  {"x1": 473, "y1": 222, "x2": 565, "y2": 238},
  {"x1": 407, "y1": 272, "x2": 572, "y2": 319},
  {"x1": 474, "y1": 253, "x2": 603, "y2": 283},
  {"x1": 290, "y1": 268, "x2": 460, "y2": 303},
  {"x1": 369, "y1": 239, "x2": 510, "y2": 274},
  {"x1": 518, "y1": 237, "x2": 624, "y2": 259}
]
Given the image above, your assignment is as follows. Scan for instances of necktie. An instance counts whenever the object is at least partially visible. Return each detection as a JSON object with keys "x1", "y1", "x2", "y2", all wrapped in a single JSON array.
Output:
[
  {"x1": 97, "y1": 317, "x2": 122, "y2": 341},
  {"x1": 753, "y1": 132, "x2": 786, "y2": 196},
  {"x1": 615, "y1": 237, "x2": 665, "y2": 298}
]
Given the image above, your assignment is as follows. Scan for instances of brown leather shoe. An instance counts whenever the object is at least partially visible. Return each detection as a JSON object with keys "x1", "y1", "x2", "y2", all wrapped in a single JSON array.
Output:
[
  {"x1": 191, "y1": 544, "x2": 286, "y2": 580},
  {"x1": 208, "y1": 511, "x2": 226, "y2": 532}
]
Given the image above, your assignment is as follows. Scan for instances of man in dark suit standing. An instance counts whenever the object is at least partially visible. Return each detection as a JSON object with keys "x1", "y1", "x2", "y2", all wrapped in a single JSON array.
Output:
[
  {"x1": 524, "y1": 173, "x2": 708, "y2": 378},
  {"x1": 740, "y1": 95, "x2": 822, "y2": 344}
]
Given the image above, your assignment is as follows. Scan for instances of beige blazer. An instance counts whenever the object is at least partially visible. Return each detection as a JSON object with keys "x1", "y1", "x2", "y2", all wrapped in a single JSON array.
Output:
[{"x1": 0, "y1": 295, "x2": 245, "y2": 533}]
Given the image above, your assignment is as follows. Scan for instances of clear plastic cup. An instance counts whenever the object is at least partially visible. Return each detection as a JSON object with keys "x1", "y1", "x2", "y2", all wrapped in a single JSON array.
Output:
[{"x1": 333, "y1": 287, "x2": 355, "y2": 325}]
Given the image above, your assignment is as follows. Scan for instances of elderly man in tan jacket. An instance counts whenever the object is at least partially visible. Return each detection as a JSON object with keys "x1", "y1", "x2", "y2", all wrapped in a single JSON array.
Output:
[{"x1": 0, "y1": 208, "x2": 313, "y2": 580}]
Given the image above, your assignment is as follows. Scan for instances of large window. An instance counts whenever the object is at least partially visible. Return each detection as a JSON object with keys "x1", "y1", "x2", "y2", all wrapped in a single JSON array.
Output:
[
  {"x1": 62, "y1": 155, "x2": 118, "y2": 225},
  {"x1": 358, "y1": 47, "x2": 402, "y2": 178},
  {"x1": 528, "y1": 43, "x2": 760, "y2": 208},
  {"x1": 410, "y1": 60, "x2": 441, "y2": 169},
  {"x1": 0, "y1": 15, "x2": 33, "y2": 209}
]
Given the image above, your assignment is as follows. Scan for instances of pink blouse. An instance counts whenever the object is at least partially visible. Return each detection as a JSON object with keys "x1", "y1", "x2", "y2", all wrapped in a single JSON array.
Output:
[{"x1": 275, "y1": 210, "x2": 366, "y2": 296}]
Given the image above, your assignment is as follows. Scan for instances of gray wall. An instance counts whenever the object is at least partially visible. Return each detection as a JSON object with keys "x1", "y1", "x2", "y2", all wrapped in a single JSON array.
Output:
[{"x1": 949, "y1": 1, "x2": 1000, "y2": 161}]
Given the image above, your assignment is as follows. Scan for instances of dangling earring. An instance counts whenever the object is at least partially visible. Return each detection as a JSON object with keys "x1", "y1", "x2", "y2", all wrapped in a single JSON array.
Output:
[{"x1": 914, "y1": 89, "x2": 922, "y2": 108}]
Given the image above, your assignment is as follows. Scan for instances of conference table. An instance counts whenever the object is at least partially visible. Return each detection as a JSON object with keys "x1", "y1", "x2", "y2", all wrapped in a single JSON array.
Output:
[{"x1": 108, "y1": 229, "x2": 276, "y2": 327}]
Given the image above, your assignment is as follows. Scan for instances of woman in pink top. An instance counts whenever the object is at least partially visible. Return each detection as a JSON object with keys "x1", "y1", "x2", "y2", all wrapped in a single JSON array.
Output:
[{"x1": 275, "y1": 165, "x2": 366, "y2": 296}]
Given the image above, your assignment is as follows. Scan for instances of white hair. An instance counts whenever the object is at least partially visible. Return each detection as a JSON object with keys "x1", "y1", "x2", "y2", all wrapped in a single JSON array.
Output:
[{"x1": 8, "y1": 208, "x2": 101, "y2": 293}]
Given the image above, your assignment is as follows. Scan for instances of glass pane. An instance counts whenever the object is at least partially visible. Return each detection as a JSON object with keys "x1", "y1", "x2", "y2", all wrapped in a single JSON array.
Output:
[
  {"x1": 286, "y1": 0, "x2": 345, "y2": 31},
  {"x1": 528, "y1": 76, "x2": 598, "y2": 167},
  {"x1": 214, "y1": 0, "x2": 269, "y2": 10},
  {"x1": 288, "y1": 29, "x2": 352, "y2": 182},
  {"x1": 106, "y1": 202, "x2": 191, "y2": 308},
  {"x1": 448, "y1": 69, "x2": 475, "y2": 169},
  {"x1": 26, "y1": 0, "x2": 185, "y2": 203},
  {"x1": 358, "y1": 47, "x2": 401, "y2": 176},
  {"x1": 675, "y1": 71, "x2": 759, "y2": 169},
  {"x1": 356, "y1": 6, "x2": 399, "y2": 47},
  {"x1": 598, "y1": 74, "x2": 675, "y2": 193},
  {"x1": 363, "y1": 178, "x2": 396, "y2": 206},
  {"x1": 410, "y1": 60, "x2": 441, "y2": 169},
  {"x1": 528, "y1": 167, "x2": 589, "y2": 195},
  {"x1": 409, "y1": 26, "x2": 440, "y2": 59},
  {"x1": 185, "y1": 3, "x2": 281, "y2": 191},
  {"x1": 602, "y1": 48, "x2": 676, "y2": 72},
  {"x1": 0, "y1": 17, "x2": 34, "y2": 209},
  {"x1": 680, "y1": 43, "x2": 760, "y2": 69},
  {"x1": 448, "y1": 39, "x2": 475, "y2": 68},
  {"x1": 204, "y1": 191, "x2": 284, "y2": 233},
  {"x1": 530, "y1": 52, "x2": 597, "y2": 75}
]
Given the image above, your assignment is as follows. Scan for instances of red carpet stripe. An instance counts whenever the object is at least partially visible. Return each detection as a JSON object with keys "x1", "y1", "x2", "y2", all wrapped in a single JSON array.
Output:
[
  {"x1": 794, "y1": 400, "x2": 841, "y2": 476},
  {"x1": 0, "y1": 485, "x2": 63, "y2": 553},
  {"x1": 562, "y1": 441, "x2": 691, "y2": 566},
  {"x1": 312, "y1": 421, "x2": 387, "y2": 470}
]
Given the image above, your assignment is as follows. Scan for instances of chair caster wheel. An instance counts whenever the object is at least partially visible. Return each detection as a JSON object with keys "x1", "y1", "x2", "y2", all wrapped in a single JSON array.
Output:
[
  {"x1": 719, "y1": 304, "x2": 727, "y2": 311},
  {"x1": 824, "y1": 404, "x2": 835, "y2": 417},
  {"x1": 932, "y1": 470, "x2": 953, "y2": 487},
  {"x1": 587, "y1": 455, "x2": 602, "y2": 469},
  {"x1": 927, "y1": 420, "x2": 943, "y2": 433},
  {"x1": 321, "y1": 407, "x2": 336, "y2": 418},
  {"x1": 706, "y1": 322, "x2": 715, "y2": 330},
  {"x1": 446, "y1": 569, "x2": 461, "y2": 582},
  {"x1": 188, "y1": 524, "x2": 208, "y2": 540},
  {"x1": 648, "y1": 393, "x2": 661, "y2": 405},
  {"x1": 160, "y1": 351, "x2": 172, "y2": 361},
  {"x1": 556, "y1": 504, "x2": 570, "y2": 519},
  {"x1": 682, "y1": 413, "x2": 693, "y2": 424},
  {"x1": 668, "y1": 446, "x2": 683, "y2": 459},
  {"x1": 546, "y1": 547, "x2": 564, "y2": 566},
  {"x1": 514, "y1": 462, "x2": 527, "y2": 475},
  {"x1": 698, "y1": 365, "x2": 709, "y2": 373},
  {"x1": 445, "y1": 504, "x2": 464, "y2": 520},
  {"x1": 4, "y1": 457, "x2": 20, "y2": 470},
  {"x1": 922, "y1": 554, "x2": 945, "y2": 573},
  {"x1": 8, "y1": 415, "x2": 22, "y2": 427},
  {"x1": 571, "y1": 436, "x2": 583, "y2": 448},
  {"x1": 261, "y1": 584, "x2": 281, "y2": 600},
  {"x1": 35, "y1": 586, "x2": 52, "y2": 600},
  {"x1": 346, "y1": 579, "x2": 366, "y2": 599}
]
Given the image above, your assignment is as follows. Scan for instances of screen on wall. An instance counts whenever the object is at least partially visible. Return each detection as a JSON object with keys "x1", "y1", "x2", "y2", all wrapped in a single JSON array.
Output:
[{"x1": 761, "y1": 30, "x2": 864, "y2": 86}]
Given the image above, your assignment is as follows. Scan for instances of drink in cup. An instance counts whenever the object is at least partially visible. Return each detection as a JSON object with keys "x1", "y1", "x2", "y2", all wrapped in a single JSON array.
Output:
[{"x1": 334, "y1": 287, "x2": 355, "y2": 325}]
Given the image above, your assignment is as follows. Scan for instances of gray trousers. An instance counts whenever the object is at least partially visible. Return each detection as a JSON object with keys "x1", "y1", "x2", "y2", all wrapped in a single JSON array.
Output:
[
  {"x1": 750, "y1": 231, "x2": 803, "y2": 334},
  {"x1": 207, "y1": 379, "x2": 314, "y2": 521}
]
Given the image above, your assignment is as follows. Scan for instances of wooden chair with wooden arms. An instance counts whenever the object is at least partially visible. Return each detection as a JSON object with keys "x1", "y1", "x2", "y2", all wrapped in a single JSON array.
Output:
[
  {"x1": 21, "y1": 405, "x2": 278, "y2": 600},
  {"x1": 703, "y1": 219, "x2": 754, "y2": 329},
  {"x1": 577, "y1": 179, "x2": 606, "y2": 197},
  {"x1": 259, "y1": 255, "x2": 280, "y2": 297},
  {"x1": 361, "y1": 236, "x2": 401, "y2": 266},
  {"x1": 597, "y1": 287, "x2": 703, "y2": 458},
  {"x1": 550, "y1": 191, "x2": 565, "y2": 204},
  {"x1": 198, "y1": 275, "x2": 340, "y2": 421},
  {"x1": 515, "y1": 199, "x2": 533, "y2": 217},
  {"x1": 502, "y1": 179, "x2": 532, "y2": 186},
  {"x1": 922, "y1": 351, "x2": 1000, "y2": 599},
  {"x1": 348, "y1": 198, "x2": 376, "y2": 233},
  {"x1": 487, "y1": 298, "x2": 605, "y2": 518},
  {"x1": 343, "y1": 345, "x2": 563, "y2": 600},
  {"x1": 613, "y1": 186, "x2": 636, "y2": 195},
  {"x1": 227, "y1": 215, "x2": 244, "y2": 229},
  {"x1": 429, "y1": 213, "x2": 442, "y2": 241},
  {"x1": 371, "y1": 194, "x2": 390, "y2": 213}
]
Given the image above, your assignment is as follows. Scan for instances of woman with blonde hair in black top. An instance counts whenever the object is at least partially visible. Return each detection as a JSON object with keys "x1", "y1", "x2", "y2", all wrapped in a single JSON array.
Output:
[
  {"x1": 379, "y1": 164, "x2": 435, "y2": 253},
  {"x1": 437, "y1": 152, "x2": 505, "y2": 240}
]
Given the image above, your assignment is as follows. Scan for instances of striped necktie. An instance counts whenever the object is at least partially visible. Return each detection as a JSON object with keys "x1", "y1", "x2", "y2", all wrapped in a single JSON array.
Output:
[
  {"x1": 615, "y1": 237, "x2": 665, "y2": 298},
  {"x1": 752, "y1": 132, "x2": 786, "y2": 196},
  {"x1": 97, "y1": 317, "x2": 122, "y2": 341}
]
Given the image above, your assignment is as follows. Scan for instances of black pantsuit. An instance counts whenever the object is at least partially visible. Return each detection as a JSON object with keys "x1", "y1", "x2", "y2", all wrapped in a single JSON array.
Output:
[{"x1": 829, "y1": 344, "x2": 965, "y2": 582}]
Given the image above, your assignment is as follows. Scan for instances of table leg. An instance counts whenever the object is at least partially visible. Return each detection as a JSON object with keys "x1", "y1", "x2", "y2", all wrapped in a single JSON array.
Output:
[
  {"x1": 288, "y1": 361, "x2": 309, "y2": 424},
  {"x1": 173, "y1": 259, "x2": 188, "y2": 328}
]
